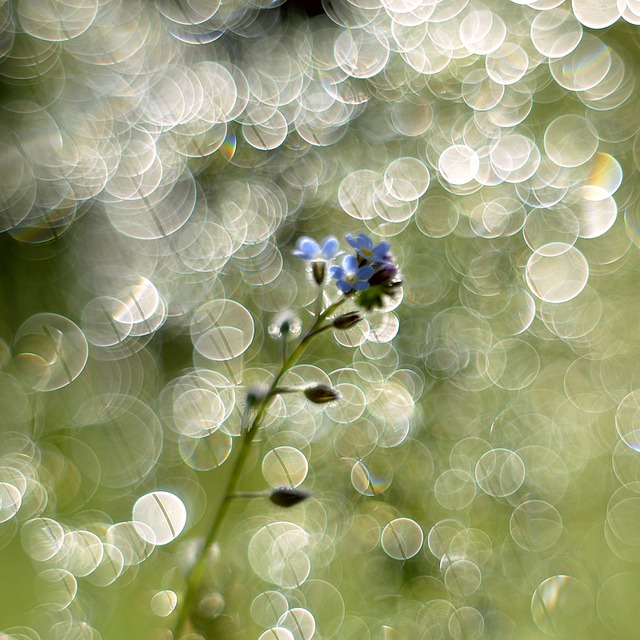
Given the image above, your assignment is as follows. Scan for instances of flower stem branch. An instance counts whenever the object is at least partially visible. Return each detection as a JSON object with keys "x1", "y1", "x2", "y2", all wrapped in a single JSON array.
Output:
[
  {"x1": 226, "y1": 490, "x2": 269, "y2": 499},
  {"x1": 171, "y1": 297, "x2": 345, "y2": 637}
]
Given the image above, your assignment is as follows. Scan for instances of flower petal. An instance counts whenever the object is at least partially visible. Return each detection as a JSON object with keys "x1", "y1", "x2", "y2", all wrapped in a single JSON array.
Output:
[
  {"x1": 321, "y1": 236, "x2": 339, "y2": 258},
  {"x1": 337, "y1": 280, "x2": 352, "y2": 293},
  {"x1": 353, "y1": 281, "x2": 370, "y2": 291},
  {"x1": 358, "y1": 265, "x2": 374, "y2": 280},
  {"x1": 298, "y1": 237, "x2": 320, "y2": 258},
  {"x1": 357, "y1": 232, "x2": 372, "y2": 248},
  {"x1": 343, "y1": 254, "x2": 358, "y2": 273},
  {"x1": 373, "y1": 241, "x2": 390, "y2": 256}
]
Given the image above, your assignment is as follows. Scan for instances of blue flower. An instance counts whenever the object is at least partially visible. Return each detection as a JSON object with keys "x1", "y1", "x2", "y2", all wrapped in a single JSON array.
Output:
[
  {"x1": 330, "y1": 255, "x2": 374, "y2": 294},
  {"x1": 293, "y1": 236, "x2": 339, "y2": 262},
  {"x1": 346, "y1": 233, "x2": 390, "y2": 263}
]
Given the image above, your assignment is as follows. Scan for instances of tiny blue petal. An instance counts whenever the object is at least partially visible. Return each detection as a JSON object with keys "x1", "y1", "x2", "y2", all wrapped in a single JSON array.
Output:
[
  {"x1": 329, "y1": 265, "x2": 344, "y2": 279},
  {"x1": 346, "y1": 233, "x2": 371, "y2": 251},
  {"x1": 294, "y1": 235, "x2": 340, "y2": 262},
  {"x1": 376, "y1": 241, "x2": 390, "y2": 256},
  {"x1": 346, "y1": 232, "x2": 390, "y2": 263},
  {"x1": 293, "y1": 236, "x2": 320, "y2": 260},
  {"x1": 301, "y1": 237, "x2": 320, "y2": 254},
  {"x1": 343, "y1": 254, "x2": 358, "y2": 273},
  {"x1": 358, "y1": 265, "x2": 374, "y2": 280},
  {"x1": 321, "y1": 236, "x2": 339, "y2": 258}
]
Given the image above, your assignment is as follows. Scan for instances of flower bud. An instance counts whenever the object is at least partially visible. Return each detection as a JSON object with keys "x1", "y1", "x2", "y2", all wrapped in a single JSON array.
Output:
[
  {"x1": 245, "y1": 384, "x2": 269, "y2": 407},
  {"x1": 355, "y1": 260, "x2": 402, "y2": 310},
  {"x1": 332, "y1": 311, "x2": 363, "y2": 330},
  {"x1": 269, "y1": 487, "x2": 311, "y2": 508},
  {"x1": 368, "y1": 261, "x2": 399, "y2": 287},
  {"x1": 303, "y1": 383, "x2": 341, "y2": 404},
  {"x1": 268, "y1": 310, "x2": 301, "y2": 339}
]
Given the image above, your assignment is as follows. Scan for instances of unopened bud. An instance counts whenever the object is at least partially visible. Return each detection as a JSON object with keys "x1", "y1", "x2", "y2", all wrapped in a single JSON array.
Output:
[
  {"x1": 368, "y1": 261, "x2": 399, "y2": 287},
  {"x1": 332, "y1": 311, "x2": 363, "y2": 330},
  {"x1": 245, "y1": 384, "x2": 269, "y2": 407},
  {"x1": 311, "y1": 261, "x2": 325, "y2": 286},
  {"x1": 303, "y1": 383, "x2": 341, "y2": 404},
  {"x1": 269, "y1": 310, "x2": 301, "y2": 339},
  {"x1": 269, "y1": 487, "x2": 311, "y2": 508}
]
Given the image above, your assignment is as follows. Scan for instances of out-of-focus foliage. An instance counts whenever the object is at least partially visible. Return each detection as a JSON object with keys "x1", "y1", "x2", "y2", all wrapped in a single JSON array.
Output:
[{"x1": 1, "y1": 0, "x2": 640, "y2": 638}]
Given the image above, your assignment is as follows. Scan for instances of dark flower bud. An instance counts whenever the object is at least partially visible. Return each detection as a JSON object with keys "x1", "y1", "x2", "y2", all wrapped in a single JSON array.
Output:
[
  {"x1": 268, "y1": 310, "x2": 301, "y2": 339},
  {"x1": 368, "y1": 261, "x2": 399, "y2": 287},
  {"x1": 269, "y1": 487, "x2": 311, "y2": 508},
  {"x1": 332, "y1": 311, "x2": 363, "y2": 330},
  {"x1": 245, "y1": 384, "x2": 269, "y2": 407},
  {"x1": 280, "y1": 318, "x2": 292, "y2": 336},
  {"x1": 303, "y1": 383, "x2": 341, "y2": 404},
  {"x1": 355, "y1": 260, "x2": 402, "y2": 310}
]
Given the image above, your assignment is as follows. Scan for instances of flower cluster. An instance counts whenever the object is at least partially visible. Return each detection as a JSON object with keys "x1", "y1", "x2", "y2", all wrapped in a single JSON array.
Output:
[
  {"x1": 294, "y1": 232, "x2": 401, "y2": 310},
  {"x1": 174, "y1": 232, "x2": 403, "y2": 636}
]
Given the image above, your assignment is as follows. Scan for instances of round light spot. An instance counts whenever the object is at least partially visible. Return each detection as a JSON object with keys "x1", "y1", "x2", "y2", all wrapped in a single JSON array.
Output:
[
  {"x1": 532, "y1": 575, "x2": 592, "y2": 634},
  {"x1": 586, "y1": 152, "x2": 623, "y2": 197},
  {"x1": 486, "y1": 43, "x2": 528, "y2": 85},
  {"x1": 572, "y1": 0, "x2": 622, "y2": 29},
  {"x1": 249, "y1": 522, "x2": 311, "y2": 588},
  {"x1": 334, "y1": 29, "x2": 390, "y2": 79},
  {"x1": 444, "y1": 559, "x2": 482, "y2": 596},
  {"x1": 278, "y1": 608, "x2": 316, "y2": 640},
  {"x1": 571, "y1": 187, "x2": 617, "y2": 239},
  {"x1": 14, "y1": 313, "x2": 88, "y2": 391},
  {"x1": 262, "y1": 446, "x2": 308, "y2": 489},
  {"x1": 525, "y1": 243, "x2": 589, "y2": 304},
  {"x1": 475, "y1": 448, "x2": 525, "y2": 497},
  {"x1": 251, "y1": 591, "x2": 289, "y2": 627},
  {"x1": 510, "y1": 500, "x2": 563, "y2": 552},
  {"x1": 179, "y1": 430, "x2": 233, "y2": 471},
  {"x1": 597, "y1": 573, "x2": 640, "y2": 636},
  {"x1": 0, "y1": 482, "x2": 22, "y2": 523},
  {"x1": 449, "y1": 606, "x2": 484, "y2": 640},
  {"x1": 191, "y1": 299, "x2": 254, "y2": 361},
  {"x1": 487, "y1": 339, "x2": 540, "y2": 390},
  {"x1": 544, "y1": 115, "x2": 598, "y2": 168},
  {"x1": 530, "y1": 9, "x2": 583, "y2": 58},
  {"x1": 549, "y1": 34, "x2": 611, "y2": 91},
  {"x1": 380, "y1": 517, "x2": 423, "y2": 560},
  {"x1": 151, "y1": 590, "x2": 178, "y2": 617},
  {"x1": 434, "y1": 469, "x2": 477, "y2": 510},
  {"x1": 383, "y1": 157, "x2": 430, "y2": 202},
  {"x1": 438, "y1": 145, "x2": 479, "y2": 185},
  {"x1": 21, "y1": 517, "x2": 65, "y2": 562},
  {"x1": 81, "y1": 296, "x2": 133, "y2": 348},
  {"x1": 132, "y1": 491, "x2": 187, "y2": 546}
]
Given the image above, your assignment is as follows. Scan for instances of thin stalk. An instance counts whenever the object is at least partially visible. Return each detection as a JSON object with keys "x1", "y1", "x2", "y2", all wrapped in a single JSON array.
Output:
[
  {"x1": 226, "y1": 490, "x2": 269, "y2": 499},
  {"x1": 171, "y1": 296, "x2": 346, "y2": 637},
  {"x1": 280, "y1": 331, "x2": 287, "y2": 366}
]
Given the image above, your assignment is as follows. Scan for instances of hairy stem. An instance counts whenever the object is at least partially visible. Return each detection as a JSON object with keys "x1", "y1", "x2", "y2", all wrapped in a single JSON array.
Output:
[{"x1": 171, "y1": 297, "x2": 345, "y2": 637}]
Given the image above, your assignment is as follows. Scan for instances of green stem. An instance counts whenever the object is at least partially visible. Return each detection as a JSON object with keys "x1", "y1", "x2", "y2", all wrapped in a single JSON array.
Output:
[
  {"x1": 171, "y1": 296, "x2": 346, "y2": 637},
  {"x1": 227, "y1": 491, "x2": 269, "y2": 499}
]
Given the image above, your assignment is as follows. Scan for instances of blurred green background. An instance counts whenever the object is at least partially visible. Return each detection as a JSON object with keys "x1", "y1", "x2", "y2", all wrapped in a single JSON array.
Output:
[{"x1": 2, "y1": 0, "x2": 640, "y2": 638}]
